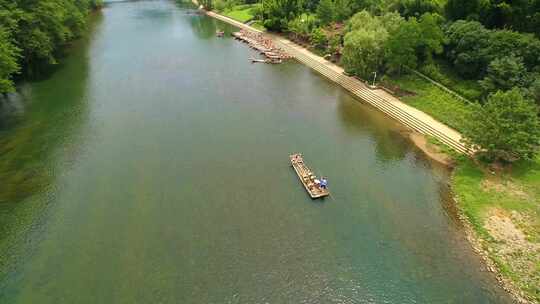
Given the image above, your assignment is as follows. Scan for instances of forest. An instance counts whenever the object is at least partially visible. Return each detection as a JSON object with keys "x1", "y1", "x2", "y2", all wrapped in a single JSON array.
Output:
[{"x1": 0, "y1": 0, "x2": 102, "y2": 94}]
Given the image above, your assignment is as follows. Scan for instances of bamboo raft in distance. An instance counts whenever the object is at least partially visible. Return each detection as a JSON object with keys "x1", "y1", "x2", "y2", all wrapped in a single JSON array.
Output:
[{"x1": 290, "y1": 153, "x2": 329, "y2": 199}]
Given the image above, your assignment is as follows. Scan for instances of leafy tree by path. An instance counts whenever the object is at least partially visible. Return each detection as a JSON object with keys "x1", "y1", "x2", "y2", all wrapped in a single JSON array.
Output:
[
  {"x1": 342, "y1": 26, "x2": 387, "y2": 78},
  {"x1": 462, "y1": 89, "x2": 540, "y2": 163},
  {"x1": 310, "y1": 27, "x2": 327, "y2": 49}
]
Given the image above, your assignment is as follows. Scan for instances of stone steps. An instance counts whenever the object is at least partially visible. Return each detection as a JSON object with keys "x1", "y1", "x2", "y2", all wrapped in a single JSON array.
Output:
[{"x1": 273, "y1": 39, "x2": 472, "y2": 155}]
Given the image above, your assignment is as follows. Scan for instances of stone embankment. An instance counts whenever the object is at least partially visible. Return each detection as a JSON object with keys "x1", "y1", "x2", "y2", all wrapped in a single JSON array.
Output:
[{"x1": 202, "y1": 9, "x2": 472, "y2": 156}]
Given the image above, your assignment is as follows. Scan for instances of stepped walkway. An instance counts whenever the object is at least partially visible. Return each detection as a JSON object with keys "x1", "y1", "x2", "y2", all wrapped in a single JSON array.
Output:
[{"x1": 203, "y1": 10, "x2": 472, "y2": 155}]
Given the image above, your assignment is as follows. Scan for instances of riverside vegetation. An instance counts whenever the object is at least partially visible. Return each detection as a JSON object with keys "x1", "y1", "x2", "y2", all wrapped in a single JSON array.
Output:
[
  {"x1": 1, "y1": 0, "x2": 539, "y2": 301},
  {"x1": 0, "y1": 0, "x2": 103, "y2": 93},
  {"x1": 197, "y1": 0, "x2": 540, "y2": 301}
]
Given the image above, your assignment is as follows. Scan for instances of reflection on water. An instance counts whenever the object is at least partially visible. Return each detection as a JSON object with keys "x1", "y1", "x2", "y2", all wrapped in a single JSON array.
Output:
[
  {"x1": 0, "y1": 13, "x2": 97, "y2": 280},
  {"x1": 336, "y1": 92, "x2": 409, "y2": 163}
]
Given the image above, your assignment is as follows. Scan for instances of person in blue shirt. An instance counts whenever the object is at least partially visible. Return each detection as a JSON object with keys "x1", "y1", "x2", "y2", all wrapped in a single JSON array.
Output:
[{"x1": 320, "y1": 177, "x2": 328, "y2": 189}]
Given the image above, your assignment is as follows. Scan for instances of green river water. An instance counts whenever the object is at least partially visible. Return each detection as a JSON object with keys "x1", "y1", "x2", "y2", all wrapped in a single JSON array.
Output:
[{"x1": 0, "y1": 1, "x2": 513, "y2": 303}]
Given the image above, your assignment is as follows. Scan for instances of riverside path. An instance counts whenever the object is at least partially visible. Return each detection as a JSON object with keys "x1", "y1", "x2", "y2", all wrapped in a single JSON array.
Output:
[{"x1": 202, "y1": 9, "x2": 472, "y2": 155}]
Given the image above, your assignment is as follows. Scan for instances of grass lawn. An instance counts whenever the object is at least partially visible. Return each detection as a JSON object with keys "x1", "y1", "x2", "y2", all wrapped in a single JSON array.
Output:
[
  {"x1": 429, "y1": 60, "x2": 483, "y2": 101},
  {"x1": 385, "y1": 73, "x2": 473, "y2": 131},
  {"x1": 250, "y1": 20, "x2": 266, "y2": 31},
  {"x1": 222, "y1": 4, "x2": 257, "y2": 23},
  {"x1": 452, "y1": 157, "x2": 540, "y2": 302}
]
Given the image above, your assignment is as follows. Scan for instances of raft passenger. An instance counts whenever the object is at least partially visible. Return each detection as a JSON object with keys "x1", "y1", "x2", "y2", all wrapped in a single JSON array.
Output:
[{"x1": 320, "y1": 177, "x2": 328, "y2": 189}]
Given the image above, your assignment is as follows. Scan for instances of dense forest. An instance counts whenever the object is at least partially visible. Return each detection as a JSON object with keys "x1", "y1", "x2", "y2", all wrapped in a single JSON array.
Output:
[
  {"x1": 0, "y1": 0, "x2": 102, "y2": 94},
  {"x1": 205, "y1": 0, "x2": 540, "y2": 162}
]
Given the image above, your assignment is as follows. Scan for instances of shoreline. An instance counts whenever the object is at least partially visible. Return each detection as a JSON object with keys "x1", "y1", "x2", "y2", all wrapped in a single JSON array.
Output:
[{"x1": 197, "y1": 6, "x2": 532, "y2": 304}]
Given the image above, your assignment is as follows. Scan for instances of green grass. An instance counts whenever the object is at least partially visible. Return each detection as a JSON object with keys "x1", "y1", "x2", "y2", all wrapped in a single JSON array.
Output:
[
  {"x1": 385, "y1": 73, "x2": 473, "y2": 132},
  {"x1": 452, "y1": 157, "x2": 540, "y2": 301},
  {"x1": 430, "y1": 60, "x2": 483, "y2": 101},
  {"x1": 387, "y1": 69, "x2": 539, "y2": 301},
  {"x1": 222, "y1": 5, "x2": 256, "y2": 23},
  {"x1": 250, "y1": 20, "x2": 266, "y2": 31}
]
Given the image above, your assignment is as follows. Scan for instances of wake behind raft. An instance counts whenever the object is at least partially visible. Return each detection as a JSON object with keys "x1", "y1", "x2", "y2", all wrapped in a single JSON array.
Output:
[{"x1": 290, "y1": 153, "x2": 329, "y2": 199}]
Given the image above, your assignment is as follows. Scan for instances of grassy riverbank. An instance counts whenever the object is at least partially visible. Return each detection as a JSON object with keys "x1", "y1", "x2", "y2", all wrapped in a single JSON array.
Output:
[
  {"x1": 201, "y1": 6, "x2": 539, "y2": 301},
  {"x1": 383, "y1": 73, "x2": 472, "y2": 132},
  {"x1": 217, "y1": 4, "x2": 258, "y2": 23},
  {"x1": 452, "y1": 157, "x2": 540, "y2": 303},
  {"x1": 399, "y1": 74, "x2": 540, "y2": 302}
]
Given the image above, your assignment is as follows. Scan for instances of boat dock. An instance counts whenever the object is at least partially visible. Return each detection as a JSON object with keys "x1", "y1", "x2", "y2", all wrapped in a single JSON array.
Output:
[
  {"x1": 290, "y1": 153, "x2": 329, "y2": 199},
  {"x1": 232, "y1": 30, "x2": 290, "y2": 64}
]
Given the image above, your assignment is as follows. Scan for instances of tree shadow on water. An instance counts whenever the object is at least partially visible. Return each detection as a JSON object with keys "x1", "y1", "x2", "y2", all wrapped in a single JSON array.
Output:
[
  {"x1": 0, "y1": 12, "x2": 98, "y2": 276},
  {"x1": 337, "y1": 93, "x2": 410, "y2": 163}
]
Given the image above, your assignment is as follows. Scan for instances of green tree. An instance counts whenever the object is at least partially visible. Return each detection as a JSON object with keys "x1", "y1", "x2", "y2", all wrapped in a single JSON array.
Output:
[
  {"x1": 384, "y1": 17, "x2": 419, "y2": 75},
  {"x1": 316, "y1": 0, "x2": 335, "y2": 25},
  {"x1": 287, "y1": 13, "x2": 319, "y2": 40},
  {"x1": 445, "y1": 0, "x2": 482, "y2": 21},
  {"x1": 417, "y1": 13, "x2": 444, "y2": 61},
  {"x1": 394, "y1": 0, "x2": 441, "y2": 18},
  {"x1": 342, "y1": 26, "x2": 388, "y2": 78},
  {"x1": 346, "y1": 10, "x2": 382, "y2": 32},
  {"x1": 0, "y1": 28, "x2": 20, "y2": 93},
  {"x1": 444, "y1": 20, "x2": 491, "y2": 78},
  {"x1": 484, "y1": 30, "x2": 540, "y2": 72},
  {"x1": 463, "y1": 89, "x2": 540, "y2": 162},
  {"x1": 0, "y1": 0, "x2": 99, "y2": 93},
  {"x1": 527, "y1": 76, "x2": 540, "y2": 105},
  {"x1": 479, "y1": 55, "x2": 529, "y2": 95},
  {"x1": 333, "y1": 0, "x2": 353, "y2": 21},
  {"x1": 262, "y1": 0, "x2": 301, "y2": 31},
  {"x1": 310, "y1": 27, "x2": 327, "y2": 49}
]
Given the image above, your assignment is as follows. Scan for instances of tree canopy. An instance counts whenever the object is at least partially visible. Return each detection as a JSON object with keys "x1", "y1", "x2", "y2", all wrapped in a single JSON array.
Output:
[
  {"x1": 0, "y1": 0, "x2": 102, "y2": 93},
  {"x1": 463, "y1": 89, "x2": 540, "y2": 162}
]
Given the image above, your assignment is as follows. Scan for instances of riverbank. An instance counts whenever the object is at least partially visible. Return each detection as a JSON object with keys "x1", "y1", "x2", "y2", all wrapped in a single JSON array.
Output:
[
  {"x1": 198, "y1": 6, "x2": 539, "y2": 304},
  {"x1": 3, "y1": 2, "x2": 514, "y2": 301},
  {"x1": 452, "y1": 158, "x2": 539, "y2": 304},
  {"x1": 414, "y1": 138, "x2": 539, "y2": 304}
]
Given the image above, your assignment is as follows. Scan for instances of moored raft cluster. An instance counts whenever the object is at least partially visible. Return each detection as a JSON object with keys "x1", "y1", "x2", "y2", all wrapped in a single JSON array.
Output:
[{"x1": 232, "y1": 30, "x2": 291, "y2": 64}]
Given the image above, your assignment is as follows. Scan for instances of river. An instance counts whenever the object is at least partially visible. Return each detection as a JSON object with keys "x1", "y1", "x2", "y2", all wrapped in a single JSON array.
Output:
[{"x1": 0, "y1": 1, "x2": 512, "y2": 303}]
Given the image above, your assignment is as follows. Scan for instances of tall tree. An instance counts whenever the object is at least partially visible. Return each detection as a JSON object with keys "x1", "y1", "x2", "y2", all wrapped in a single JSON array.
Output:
[
  {"x1": 444, "y1": 20, "x2": 491, "y2": 78},
  {"x1": 342, "y1": 26, "x2": 388, "y2": 78},
  {"x1": 479, "y1": 55, "x2": 529, "y2": 95},
  {"x1": 417, "y1": 13, "x2": 444, "y2": 61},
  {"x1": 316, "y1": 0, "x2": 335, "y2": 25},
  {"x1": 384, "y1": 17, "x2": 418, "y2": 75},
  {"x1": 463, "y1": 89, "x2": 540, "y2": 162}
]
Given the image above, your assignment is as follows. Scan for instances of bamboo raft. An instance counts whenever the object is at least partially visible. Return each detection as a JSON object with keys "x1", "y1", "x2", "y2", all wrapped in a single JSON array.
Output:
[
  {"x1": 232, "y1": 30, "x2": 291, "y2": 64},
  {"x1": 250, "y1": 57, "x2": 282, "y2": 64},
  {"x1": 290, "y1": 153, "x2": 329, "y2": 199}
]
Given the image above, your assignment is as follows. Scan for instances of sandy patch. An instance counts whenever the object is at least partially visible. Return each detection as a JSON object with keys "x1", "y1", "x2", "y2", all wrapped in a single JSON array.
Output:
[
  {"x1": 483, "y1": 208, "x2": 540, "y2": 302},
  {"x1": 409, "y1": 132, "x2": 454, "y2": 166}
]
